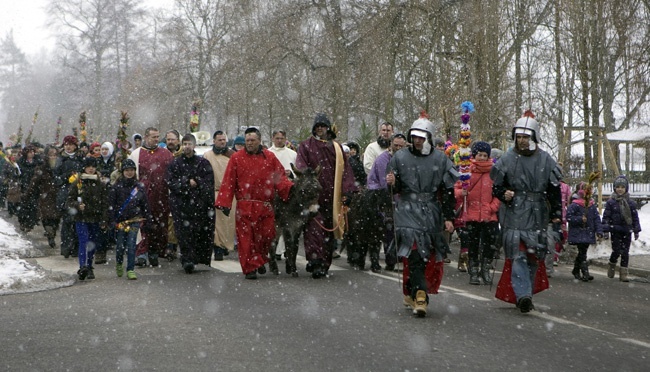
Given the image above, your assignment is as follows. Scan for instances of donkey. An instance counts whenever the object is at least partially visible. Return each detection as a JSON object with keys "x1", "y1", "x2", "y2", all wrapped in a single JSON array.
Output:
[
  {"x1": 269, "y1": 164, "x2": 322, "y2": 276},
  {"x1": 343, "y1": 188, "x2": 393, "y2": 272}
]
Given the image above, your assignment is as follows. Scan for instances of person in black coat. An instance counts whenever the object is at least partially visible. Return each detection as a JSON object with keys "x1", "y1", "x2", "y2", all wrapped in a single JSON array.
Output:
[
  {"x1": 165, "y1": 134, "x2": 215, "y2": 273},
  {"x1": 346, "y1": 141, "x2": 366, "y2": 188},
  {"x1": 17, "y1": 145, "x2": 41, "y2": 232},
  {"x1": 55, "y1": 136, "x2": 85, "y2": 258}
]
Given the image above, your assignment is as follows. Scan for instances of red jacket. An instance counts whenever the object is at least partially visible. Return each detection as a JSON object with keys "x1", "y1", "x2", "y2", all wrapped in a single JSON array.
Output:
[{"x1": 454, "y1": 160, "x2": 500, "y2": 223}]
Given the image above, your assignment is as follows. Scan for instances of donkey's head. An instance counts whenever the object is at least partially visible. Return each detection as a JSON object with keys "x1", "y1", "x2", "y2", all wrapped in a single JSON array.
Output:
[{"x1": 290, "y1": 164, "x2": 323, "y2": 216}]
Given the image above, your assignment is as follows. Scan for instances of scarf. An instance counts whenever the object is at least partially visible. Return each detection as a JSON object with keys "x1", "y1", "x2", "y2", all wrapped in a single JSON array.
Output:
[
  {"x1": 470, "y1": 160, "x2": 493, "y2": 174},
  {"x1": 572, "y1": 198, "x2": 594, "y2": 207},
  {"x1": 612, "y1": 192, "x2": 633, "y2": 226},
  {"x1": 377, "y1": 136, "x2": 391, "y2": 149},
  {"x1": 212, "y1": 145, "x2": 229, "y2": 155}
]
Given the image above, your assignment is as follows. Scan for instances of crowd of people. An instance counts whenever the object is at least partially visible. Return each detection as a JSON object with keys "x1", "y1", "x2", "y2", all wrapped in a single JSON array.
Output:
[{"x1": 0, "y1": 110, "x2": 642, "y2": 318}]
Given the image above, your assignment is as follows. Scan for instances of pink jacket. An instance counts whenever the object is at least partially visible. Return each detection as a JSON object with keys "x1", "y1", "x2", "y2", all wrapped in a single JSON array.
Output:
[{"x1": 454, "y1": 161, "x2": 500, "y2": 223}]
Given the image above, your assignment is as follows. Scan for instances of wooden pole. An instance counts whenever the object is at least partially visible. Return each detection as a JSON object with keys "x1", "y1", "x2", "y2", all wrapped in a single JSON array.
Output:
[{"x1": 597, "y1": 132, "x2": 604, "y2": 214}]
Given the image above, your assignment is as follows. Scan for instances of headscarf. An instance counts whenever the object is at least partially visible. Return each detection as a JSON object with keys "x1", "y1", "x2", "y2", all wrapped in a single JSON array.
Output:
[{"x1": 101, "y1": 142, "x2": 114, "y2": 161}]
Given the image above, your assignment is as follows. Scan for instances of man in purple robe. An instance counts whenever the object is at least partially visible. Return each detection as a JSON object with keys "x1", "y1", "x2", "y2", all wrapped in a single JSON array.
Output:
[{"x1": 296, "y1": 113, "x2": 356, "y2": 278}]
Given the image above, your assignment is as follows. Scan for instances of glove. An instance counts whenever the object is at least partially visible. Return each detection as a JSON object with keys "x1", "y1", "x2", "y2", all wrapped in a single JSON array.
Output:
[{"x1": 634, "y1": 232, "x2": 639, "y2": 241}]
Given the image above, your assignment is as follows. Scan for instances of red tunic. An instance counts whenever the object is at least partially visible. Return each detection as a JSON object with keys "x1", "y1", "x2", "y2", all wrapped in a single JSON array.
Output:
[
  {"x1": 215, "y1": 148, "x2": 292, "y2": 274},
  {"x1": 130, "y1": 147, "x2": 174, "y2": 257}
]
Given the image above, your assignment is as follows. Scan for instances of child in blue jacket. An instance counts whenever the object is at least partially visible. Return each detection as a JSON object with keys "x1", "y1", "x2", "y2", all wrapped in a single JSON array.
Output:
[{"x1": 566, "y1": 182, "x2": 603, "y2": 282}]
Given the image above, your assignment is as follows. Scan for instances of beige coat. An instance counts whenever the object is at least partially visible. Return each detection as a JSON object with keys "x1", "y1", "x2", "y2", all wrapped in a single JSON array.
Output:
[{"x1": 203, "y1": 149, "x2": 236, "y2": 251}]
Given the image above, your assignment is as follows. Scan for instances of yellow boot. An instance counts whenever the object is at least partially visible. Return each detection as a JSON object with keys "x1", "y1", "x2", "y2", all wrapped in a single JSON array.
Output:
[{"x1": 413, "y1": 290, "x2": 428, "y2": 317}]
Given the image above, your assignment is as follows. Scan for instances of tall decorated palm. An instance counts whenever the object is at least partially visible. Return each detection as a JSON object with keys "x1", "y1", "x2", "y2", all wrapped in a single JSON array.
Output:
[
  {"x1": 189, "y1": 99, "x2": 201, "y2": 133},
  {"x1": 117, "y1": 111, "x2": 130, "y2": 160},
  {"x1": 79, "y1": 111, "x2": 87, "y2": 143},
  {"x1": 25, "y1": 110, "x2": 38, "y2": 144},
  {"x1": 55, "y1": 116, "x2": 62, "y2": 145},
  {"x1": 456, "y1": 101, "x2": 475, "y2": 212}
]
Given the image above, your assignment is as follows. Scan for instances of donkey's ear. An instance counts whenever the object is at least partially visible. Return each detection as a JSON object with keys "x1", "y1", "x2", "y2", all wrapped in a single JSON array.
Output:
[
  {"x1": 290, "y1": 163, "x2": 301, "y2": 177},
  {"x1": 314, "y1": 165, "x2": 322, "y2": 176}
]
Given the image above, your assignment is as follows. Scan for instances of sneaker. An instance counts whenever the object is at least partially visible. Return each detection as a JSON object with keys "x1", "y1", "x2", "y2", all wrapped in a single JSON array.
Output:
[
  {"x1": 116, "y1": 263, "x2": 124, "y2": 277},
  {"x1": 245, "y1": 272, "x2": 258, "y2": 280},
  {"x1": 86, "y1": 267, "x2": 95, "y2": 280},
  {"x1": 413, "y1": 290, "x2": 428, "y2": 317},
  {"x1": 126, "y1": 270, "x2": 137, "y2": 280},
  {"x1": 77, "y1": 266, "x2": 89, "y2": 281}
]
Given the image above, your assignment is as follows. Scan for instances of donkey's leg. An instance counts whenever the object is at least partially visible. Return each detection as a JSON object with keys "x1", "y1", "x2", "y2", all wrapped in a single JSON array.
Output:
[
  {"x1": 269, "y1": 237, "x2": 279, "y2": 275},
  {"x1": 369, "y1": 240, "x2": 382, "y2": 273},
  {"x1": 286, "y1": 233, "x2": 299, "y2": 277}
]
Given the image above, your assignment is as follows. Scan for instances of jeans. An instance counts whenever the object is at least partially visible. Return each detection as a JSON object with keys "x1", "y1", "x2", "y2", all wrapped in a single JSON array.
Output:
[
  {"x1": 76, "y1": 222, "x2": 100, "y2": 268},
  {"x1": 115, "y1": 223, "x2": 140, "y2": 272},
  {"x1": 511, "y1": 250, "x2": 538, "y2": 301}
]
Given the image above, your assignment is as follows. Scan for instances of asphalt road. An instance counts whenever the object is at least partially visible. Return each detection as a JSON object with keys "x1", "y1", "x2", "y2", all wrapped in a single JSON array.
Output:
[
  {"x1": 1, "y1": 235, "x2": 650, "y2": 372},
  {"x1": 2, "y1": 202, "x2": 650, "y2": 372}
]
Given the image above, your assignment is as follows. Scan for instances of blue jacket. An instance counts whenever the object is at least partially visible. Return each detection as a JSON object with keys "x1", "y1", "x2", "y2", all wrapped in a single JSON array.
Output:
[
  {"x1": 108, "y1": 177, "x2": 152, "y2": 225},
  {"x1": 567, "y1": 200, "x2": 603, "y2": 244},
  {"x1": 602, "y1": 196, "x2": 641, "y2": 235}
]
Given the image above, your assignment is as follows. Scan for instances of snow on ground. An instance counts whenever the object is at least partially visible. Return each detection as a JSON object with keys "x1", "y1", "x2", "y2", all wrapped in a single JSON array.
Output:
[{"x1": 0, "y1": 217, "x2": 73, "y2": 295}]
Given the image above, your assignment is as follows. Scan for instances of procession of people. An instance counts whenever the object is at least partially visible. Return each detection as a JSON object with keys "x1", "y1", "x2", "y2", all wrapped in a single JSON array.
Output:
[{"x1": 0, "y1": 108, "x2": 642, "y2": 318}]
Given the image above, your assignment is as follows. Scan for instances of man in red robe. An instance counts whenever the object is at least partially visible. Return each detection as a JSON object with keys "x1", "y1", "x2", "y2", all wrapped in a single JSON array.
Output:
[
  {"x1": 215, "y1": 127, "x2": 293, "y2": 279},
  {"x1": 128, "y1": 127, "x2": 174, "y2": 267},
  {"x1": 296, "y1": 113, "x2": 356, "y2": 279}
]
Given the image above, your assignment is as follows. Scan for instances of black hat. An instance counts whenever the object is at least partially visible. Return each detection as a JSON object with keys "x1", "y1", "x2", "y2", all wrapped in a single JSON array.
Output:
[
  {"x1": 121, "y1": 158, "x2": 136, "y2": 172},
  {"x1": 471, "y1": 141, "x2": 492, "y2": 158},
  {"x1": 83, "y1": 156, "x2": 98, "y2": 168}
]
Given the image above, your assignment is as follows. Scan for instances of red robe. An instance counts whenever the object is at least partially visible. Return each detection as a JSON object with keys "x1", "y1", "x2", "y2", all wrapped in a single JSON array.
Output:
[
  {"x1": 130, "y1": 147, "x2": 174, "y2": 257},
  {"x1": 215, "y1": 148, "x2": 292, "y2": 275}
]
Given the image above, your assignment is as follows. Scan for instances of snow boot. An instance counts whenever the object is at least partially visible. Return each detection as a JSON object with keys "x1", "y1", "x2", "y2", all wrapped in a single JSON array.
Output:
[
  {"x1": 571, "y1": 261, "x2": 581, "y2": 280},
  {"x1": 413, "y1": 290, "x2": 428, "y2": 317},
  {"x1": 86, "y1": 266, "x2": 95, "y2": 280},
  {"x1": 77, "y1": 266, "x2": 89, "y2": 281},
  {"x1": 480, "y1": 258, "x2": 493, "y2": 285},
  {"x1": 620, "y1": 267, "x2": 630, "y2": 282},
  {"x1": 469, "y1": 261, "x2": 481, "y2": 285},
  {"x1": 94, "y1": 251, "x2": 107, "y2": 265},
  {"x1": 403, "y1": 295, "x2": 415, "y2": 309},
  {"x1": 607, "y1": 261, "x2": 616, "y2": 279},
  {"x1": 580, "y1": 262, "x2": 594, "y2": 282},
  {"x1": 457, "y1": 252, "x2": 469, "y2": 272}
]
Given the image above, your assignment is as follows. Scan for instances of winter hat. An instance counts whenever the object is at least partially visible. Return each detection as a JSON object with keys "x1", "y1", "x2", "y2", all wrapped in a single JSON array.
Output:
[
  {"x1": 576, "y1": 181, "x2": 590, "y2": 198},
  {"x1": 613, "y1": 175, "x2": 629, "y2": 192},
  {"x1": 132, "y1": 133, "x2": 142, "y2": 142},
  {"x1": 346, "y1": 141, "x2": 360, "y2": 154},
  {"x1": 121, "y1": 158, "x2": 136, "y2": 172},
  {"x1": 312, "y1": 113, "x2": 331, "y2": 136},
  {"x1": 471, "y1": 141, "x2": 491, "y2": 158},
  {"x1": 83, "y1": 156, "x2": 98, "y2": 169},
  {"x1": 233, "y1": 136, "x2": 245, "y2": 146},
  {"x1": 89, "y1": 142, "x2": 101, "y2": 154},
  {"x1": 63, "y1": 135, "x2": 78, "y2": 146}
]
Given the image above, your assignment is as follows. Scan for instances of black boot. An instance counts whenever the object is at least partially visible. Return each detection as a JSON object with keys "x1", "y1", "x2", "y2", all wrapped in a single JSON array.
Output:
[
  {"x1": 480, "y1": 258, "x2": 493, "y2": 285},
  {"x1": 571, "y1": 261, "x2": 581, "y2": 280},
  {"x1": 469, "y1": 260, "x2": 480, "y2": 285},
  {"x1": 580, "y1": 262, "x2": 594, "y2": 281}
]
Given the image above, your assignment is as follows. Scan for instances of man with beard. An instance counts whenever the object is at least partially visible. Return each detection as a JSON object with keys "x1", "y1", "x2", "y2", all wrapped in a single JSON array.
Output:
[
  {"x1": 128, "y1": 127, "x2": 174, "y2": 267},
  {"x1": 202, "y1": 130, "x2": 236, "y2": 261},
  {"x1": 165, "y1": 134, "x2": 215, "y2": 273},
  {"x1": 363, "y1": 122, "x2": 394, "y2": 174},
  {"x1": 165, "y1": 130, "x2": 182, "y2": 157},
  {"x1": 296, "y1": 113, "x2": 357, "y2": 278},
  {"x1": 215, "y1": 127, "x2": 293, "y2": 279},
  {"x1": 490, "y1": 110, "x2": 562, "y2": 313}
]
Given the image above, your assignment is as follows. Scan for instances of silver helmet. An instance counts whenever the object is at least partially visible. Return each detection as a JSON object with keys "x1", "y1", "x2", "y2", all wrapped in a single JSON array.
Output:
[
  {"x1": 407, "y1": 116, "x2": 436, "y2": 144},
  {"x1": 512, "y1": 111, "x2": 539, "y2": 143}
]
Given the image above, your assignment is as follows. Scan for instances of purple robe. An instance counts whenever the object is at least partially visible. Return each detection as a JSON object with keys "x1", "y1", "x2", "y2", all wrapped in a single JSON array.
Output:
[{"x1": 296, "y1": 136, "x2": 356, "y2": 268}]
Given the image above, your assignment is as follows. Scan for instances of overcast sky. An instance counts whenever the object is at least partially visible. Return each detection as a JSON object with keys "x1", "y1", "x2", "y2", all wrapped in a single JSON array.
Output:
[{"x1": 0, "y1": 0, "x2": 175, "y2": 57}]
